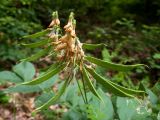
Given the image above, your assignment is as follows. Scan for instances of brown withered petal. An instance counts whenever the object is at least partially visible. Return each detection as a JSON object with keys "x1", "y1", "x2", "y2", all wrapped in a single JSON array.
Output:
[
  {"x1": 57, "y1": 55, "x2": 65, "y2": 61},
  {"x1": 54, "y1": 43, "x2": 67, "y2": 51},
  {"x1": 64, "y1": 22, "x2": 71, "y2": 29},
  {"x1": 48, "y1": 19, "x2": 60, "y2": 28},
  {"x1": 48, "y1": 20, "x2": 55, "y2": 28},
  {"x1": 55, "y1": 19, "x2": 60, "y2": 25},
  {"x1": 52, "y1": 41, "x2": 61, "y2": 45},
  {"x1": 65, "y1": 27, "x2": 72, "y2": 32},
  {"x1": 71, "y1": 30, "x2": 76, "y2": 37}
]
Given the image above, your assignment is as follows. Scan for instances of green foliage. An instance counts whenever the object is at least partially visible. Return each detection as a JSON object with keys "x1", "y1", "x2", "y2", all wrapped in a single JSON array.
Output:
[
  {"x1": 0, "y1": 12, "x2": 147, "y2": 117},
  {"x1": 116, "y1": 97, "x2": 151, "y2": 120},
  {"x1": 0, "y1": 1, "x2": 160, "y2": 119},
  {"x1": 1, "y1": 62, "x2": 58, "y2": 93},
  {"x1": 0, "y1": 91, "x2": 10, "y2": 104},
  {"x1": 0, "y1": 0, "x2": 42, "y2": 60}
]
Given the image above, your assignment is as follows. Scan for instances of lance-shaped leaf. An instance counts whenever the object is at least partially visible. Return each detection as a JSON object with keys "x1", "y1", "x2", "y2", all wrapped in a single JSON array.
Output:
[
  {"x1": 82, "y1": 67, "x2": 102, "y2": 100},
  {"x1": 46, "y1": 62, "x2": 61, "y2": 72},
  {"x1": 85, "y1": 56, "x2": 147, "y2": 71},
  {"x1": 86, "y1": 67, "x2": 135, "y2": 97},
  {"x1": 21, "y1": 64, "x2": 66, "y2": 85},
  {"x1": 82, "y1": 43, "x2": 107, "y2": 50},
  {"x1": 35, "y1": 77, "x2": 70, "y2": 111},
  {"x1": 20, "y1": 47, "x2": 51, "y2": 62},
  {"x1": 107, "y1": 79, "x2": 145, "y2": 95},
  {"x1": 22, "y1": 39, "x2": 52, "y2": 48},
  {"x1": 22, "y1": 29, "x2": 50, "y2": 39}
]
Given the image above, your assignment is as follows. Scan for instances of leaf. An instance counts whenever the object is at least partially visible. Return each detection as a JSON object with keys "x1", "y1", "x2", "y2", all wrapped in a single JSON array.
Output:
[
  {"x1": 85, "y1": 56, "x2": 148, "y2": 71},
  {"x1": 60, "y1": 82, "x2": 80, "y2": 106},
  {"x1": 146, "y1": 89, "x2": 158, "y2": 105},
  {"x1": 62, "y1": 106, "x2": 87, "y2": 120},
  {"x1": 35, "y1": 77, "x2": 70, "y2": 111},
  {"x1": 3, "y1": 75, "x2": 58, "y2": 93},
  {"x1": 153, "y1": 53, "x2": 160, "y2": 59},
  {"x1": 107, "y1": 80, "x2": 145, "y2": 95},
  {"x1": 139, "y1": 83, "x2": 158, "y2": 105},
  {"x1": 82, "y1": 43, "x2": 107, "y2": 50},
  {"x1": 116, "y1": 97, "x2": 151, "y2": 120},
  {"x1": 46, "y1": 62, "x2": 61, "y2": 72},
  {"x1": 89, "y1": 88, "x2": 114, "y2": 120},
  {"x1": 22, "y1": 29, "x2": 50, "y2": 39},
  {"x1": 102, "y1": 48, "x2": 111, "y2": 62},
  {"x1": 20, "y1": 47, "x2": 51, "y2": 62},
  {"x1": 13, "y1": 62, "x2": 35, "y2": 81},
  {"x1": 22, "y1": 63, "x2": 66, "y2": 85},
  {"x1": 158, "y1": 111, "x2": 160, "y2": 120},
  {"x1": 86, "y1": 67, "x2": 135, "y2": 97},
  {"x1": 0, "y1": 71, "x2": 22, "y2": 83},
  {"x1": 22, "y1": 39, "x2": 52, "y2": 48},
  {"x1": 82, "y1": 67, "x2": 102, "y2": 100},
  {"x1": 35, "y1": 91, "x2": 55, "y2": 107}
]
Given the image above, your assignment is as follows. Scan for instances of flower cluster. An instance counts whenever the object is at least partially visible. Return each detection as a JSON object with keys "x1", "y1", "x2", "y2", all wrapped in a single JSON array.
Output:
[{"x1": 48, "y1": 12, "x2": 84, "y2": 68}]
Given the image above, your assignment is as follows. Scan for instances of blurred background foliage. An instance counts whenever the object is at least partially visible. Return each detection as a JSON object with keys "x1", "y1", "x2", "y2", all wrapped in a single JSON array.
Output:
[
  {"x1": 0, "y1": 0, "x2": 160, "y2": 119},
  {"x1": 0, "y1": 0, "x2": 160, "y2": 83}
]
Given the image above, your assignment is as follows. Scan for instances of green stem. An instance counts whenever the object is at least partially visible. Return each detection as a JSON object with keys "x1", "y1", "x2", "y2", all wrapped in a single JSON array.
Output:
[{"x1": 81, "y1": 72, "x2": 88, "y2": 104}]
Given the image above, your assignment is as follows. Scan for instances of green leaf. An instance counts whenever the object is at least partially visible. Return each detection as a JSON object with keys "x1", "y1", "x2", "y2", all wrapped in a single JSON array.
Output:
[
  {"x1": 158, "y1": 111, "x2": 160, "y2": 120},
  {"x1": 35, "y1": 91, "x2": 55, "y2": 107},
  {"x1": 82, "y1": 43, "x2": 107, "y2": 50},
  {"x1": 22, "y1": 39, "x2": 52, "y2": 48},
  {"x1": 46, "y1": 62, "x2": 61, "y2": 72},
  {"x1": 60, "y1": 82, "x2": 80, "y2": 106},
  {"x1": 0, "y1": 71, "x2": 22, "y2": 83},
  {"x1": 153, "y1": 53, "x2": 160, "y2": 59},
  {"x1": 139, "y1": 83, "x2": 158, "y2": 105},
  {"x1": 35, "y1": 77, "x2": 70, "y2": 111},
  {"x1": 85, "y1": 56, "x2": 148, "y2": 71},
  {"x1": 22, "y1": 29, "x2": 50, "y2": 39},
  {"x1": 89, "y1": 88, "x2": 114, "y2": 120},
  {"x1": 13, "y1": 62, "x2": 35, "y2": 81},
  {"x1": 86, "y1": 67, "x2": 134, "y2": 97},
  {"x1": 146, "y1": 89, "x2": 158, "y2": 105},
  {"x1": 20, "y1": 47, "x2": 51, "y2": 62},
  {"x1": 102, "y1": 48, "x2": 111, "y2": 62},
  {"x1": 116, "y1": 97, "x2": 151, "y2": 120},
  {"x1": 22, "y1": 63, "x2": 66, "y2": 85},
  {"x1": 107, "y1": 80, "x2": 145, "y2": 95},
  {"x1": 3, "y1": 75, "x2": 58, "y2": 93},
  {"x1": 82, "y1": 67, "x2": 102, "y2": 100}
]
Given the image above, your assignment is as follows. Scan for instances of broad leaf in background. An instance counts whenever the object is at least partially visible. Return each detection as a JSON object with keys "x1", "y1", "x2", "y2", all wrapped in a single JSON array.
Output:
[
  {"x1": 60, "y1": 82, "x2": 80, "y2": 107},
  {"x1": 89, "y1": 88, "x2": 114, "y2": 120},
  {"x1": 0, "y1": 71, "x2": 22, "y2": 83},
  {"x1": 35, "y1": 78, "x2": 70, "y2": 111},
  {"x1": 13, "y1": 62, "x2": 35, "y2": 81},
  {"x1": 1, "y1": 62, "x2": 58, "y2": 93},
  {"x1": 116, "y1": 97, "x2": 151, "y2": 120},
  {"x1": 146, "y1": 89, "x2": 158, "y2": 105},
  {"x1": 35, "y1": 91, "x2": 55, "y2": 108},
  {"x1": 140, "y1": 83, "x2": 159, "y2": 105},
  {"x1": 158, "y1": 111, "x2": 160, "y2": 120}
]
